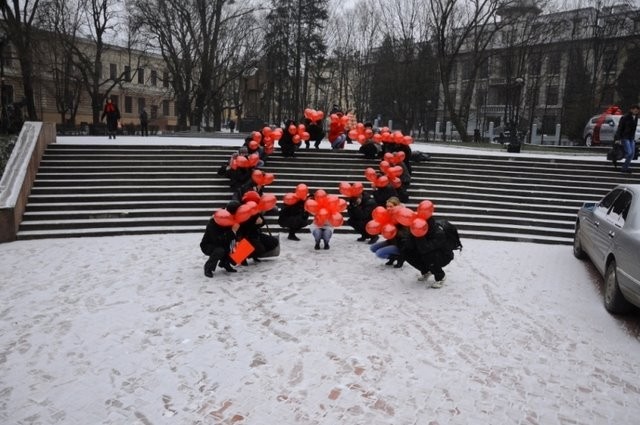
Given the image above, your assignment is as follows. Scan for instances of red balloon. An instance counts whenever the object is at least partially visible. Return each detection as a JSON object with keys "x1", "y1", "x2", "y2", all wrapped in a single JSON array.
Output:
[
  {"x1": 395, "y1": 207, "x2": 416, "y2": 226},
  {"x1": 371, "y1": 206, "x2": 390, "y2": 224},
  {"x1": 301, "y1": 131, "x2": 310, "y2": 140},
  {"x1": 235, "y1": 156, "x2": 249, "y2": 168},
  {"x1": 410, "y1": 218, "x2": 429, "y2": 237},
  {"x1": 329, "y1": 212, "x2": 344, "y2": 227},
  {"x1": 379, "y1": 161, "x2": 390, "y2": 173},
  {"x1": 251, "y1": 169, "x2": 264, "y2": 185},
  {"x1": 258, "y1": 194, "x2": 277, "y2": 211},
  {"x1": 365, "y1": 220, "x2": 382, "y2": 235},
  {"x1": 262, "y1": 126, "x2": 272, "y2": 136},
  {"x1": 416, "y1": 200, "x2": 435, "y2": 220},
  {"x1": 283, "y1": 192, "x2": 298, "y2": 205},
  {"x1": 235, "y1": 203, "x2": 254, "y2": 223},
  {"x1": 381, "y1": 223, "x2": 397, "y2": 240},
  {"x1": 262, "y1": 173, "x2": 275, "y2": 185},
  {"x1": 213, "y1": 209, "x2": 235, "y2": 227},
  {"x1": 396, "y1": 151, "x2": 406, "y2": 162},
  {"x1": 316, "y1": 207, "x2": 330, "y2": 224},
  {"x1": 242, "y1": 190, "x2": 261, "y2": 204},
  {"x1": 304, "y1": 199, "x2": 319, "y2": 214},
  {"x1": 364, "y1": 167, "x2": 377, "y2": 182},
  {"x1": 339, "y1": 182, "x2": 351, "y2": 197},
  {"x1": 295, "y1": 184, "x2": 308, "y2": 200},
  {"x1": 375, "y1": 175, "x2": 389, "y2": 188},
  {"x1": 293, "y1": 134, "x2": 301, "y2": 144},
  {"x1": 252, "y1": 131, "x2": 262, "y2": 142}
]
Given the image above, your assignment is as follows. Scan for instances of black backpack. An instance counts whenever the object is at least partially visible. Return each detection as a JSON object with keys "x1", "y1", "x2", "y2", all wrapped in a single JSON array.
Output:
[{"x1": 436, "y1": 219, "x2": 462, "y2": 252}]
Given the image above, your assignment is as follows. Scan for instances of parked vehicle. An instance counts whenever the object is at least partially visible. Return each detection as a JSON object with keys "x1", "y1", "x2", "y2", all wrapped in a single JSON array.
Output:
[
  {"x1": 582, "y1": 114, "x2": 640, "y2": 146},
  {"x1": 573, "y1": 184, "x2": 640, "y2": 314}
]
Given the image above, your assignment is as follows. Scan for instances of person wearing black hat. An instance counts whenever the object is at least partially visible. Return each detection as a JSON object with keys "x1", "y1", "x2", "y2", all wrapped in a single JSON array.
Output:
[
  {"x1": 200, "y1": 201, "x2": 241, "y2": 277},
  {"x1": 617, "y1": 104, "x2": 639, "y2": 174}
]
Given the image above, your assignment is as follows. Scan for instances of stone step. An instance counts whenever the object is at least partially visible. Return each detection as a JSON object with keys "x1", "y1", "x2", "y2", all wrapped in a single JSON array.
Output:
[{"x1": 17, "y1": 143, "x2": 636, "y2": 244}]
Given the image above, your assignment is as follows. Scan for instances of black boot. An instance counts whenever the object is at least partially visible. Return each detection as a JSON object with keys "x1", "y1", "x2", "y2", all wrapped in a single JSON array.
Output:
[
  {"x1": 314, "y1": 241, "x2": 321, "y2": 250},
  {"x1": 385, "y1": 254, "x2": 398, "y2": 266},
  {"x1": 393, "y1": 257, "x2": 405, "y2": 268},
  {"x1": 356, "y1": 234, "x2": 367, "y2": 242},
  {"x1": 204, "y1": 258, "x2": 216, "y2": 278},
  {"x1": 288, "y1": 233, "x2": 300, "y2": 241},
  {"x1": 324, "y1": 241, "x2": 330, "y2": 250},
  {"x1": 368, "y1": 235, "x2": 379, "y2": 244},
  {"x1": 219, "y1": 259, "x2": 237, "y2": 273}
]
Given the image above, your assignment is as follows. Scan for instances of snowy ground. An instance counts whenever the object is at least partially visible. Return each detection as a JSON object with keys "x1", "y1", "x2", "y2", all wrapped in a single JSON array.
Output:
[{"x1": 1, "y1": 136, "x2": 638, "y2": 425}]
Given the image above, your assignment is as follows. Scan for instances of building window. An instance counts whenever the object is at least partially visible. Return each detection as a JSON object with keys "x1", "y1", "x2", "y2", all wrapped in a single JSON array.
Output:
[
  {"x1": 109, "y1": 63, "x2": 117, "y2": 80},
  {"x1": 547, "y1": 52, "x2": 561, "y2": 75},
  {"x1": 1, "y1": 83, "x2": 14, "y2": 106},
  {"x1": 138, "y1": 68, "x2": 144, "y2": 84},
  {"x1": 162, "y1": 100, "x2": 170, "y2": 116},
  {"x1": 124, "y1": 66, "x2": 131, "y2": 82},
  {"x1": 124, "y1": 96, "x2": 132, "y2": 113},
  {"x1": 151, "y1": 105, "x2": 158, "y2": 119},
  {"x1": 150, "y1": 70, "x2": 157, "y2": 86},
  {"x1": 546, "y1": 85, "x2": 559, "y2": 105},
  {"x1": 478, "y1": 59, "x2": 489, "y2": 79},
  {"x1": 163, "y1": 71, "x2": 169, "y2": 88},
  {"x1": 138, "y1": 97, "x2": 145, "y2": 112}
]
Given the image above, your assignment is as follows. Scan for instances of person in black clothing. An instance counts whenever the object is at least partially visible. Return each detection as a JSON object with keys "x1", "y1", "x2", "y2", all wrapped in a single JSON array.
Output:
[
  {"x1": 372, "y1": 179, "x2": 399, "y2": 207},
  {"x1": 616, "y1": 104, "x2": 639, "y2": 173},
  {"x1": 101, "y1": 98, "x2": 121, "y2": 139},
  {"x1": 304, "y1": 117, "x2": 325, "y2": 149},
  {"x1": 398, "y1": 217, "x2": 451, "y2": 288},
  {"x1": 229, "y1": 119, "x2": 236, "y2": 133},
  {"x1": 140, "y1": 108, "x2": 149, "y2": 136},
  {"x1": 237, "y1": 210, "x2": 279, "y2": 263},
  {"x1": 347, "y1": 191, "x2": 379, "y2": 244},
  {"x1": 278, "y1": 197, "x2": 309, "y2": 240},
  {"x1": 200, "y1": 201, "x2": 241, "y2": 277},
  {"x1": 358, "y1": 122, "x2": 380, "y2": 159},
  {"x1": 279, "y1": 119, "x2": 297, "y2": 157}
]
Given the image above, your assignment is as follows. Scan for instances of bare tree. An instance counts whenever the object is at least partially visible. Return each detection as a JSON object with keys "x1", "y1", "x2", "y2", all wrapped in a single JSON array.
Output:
[
  {"x1": 424, "y1": 0, "x2": 504, "y2": 141},
  {"x1": 36, "y1": 0, "x2": 85, "y2": 126},
  {"x1": 0, "y1": 0, "x2": 41, "y2": 120}
]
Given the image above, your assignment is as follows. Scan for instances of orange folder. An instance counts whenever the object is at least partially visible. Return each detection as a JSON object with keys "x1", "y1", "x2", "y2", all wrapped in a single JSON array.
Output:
[{"x1": 229, "y1": 238, "x2": 255, "y2": 265}]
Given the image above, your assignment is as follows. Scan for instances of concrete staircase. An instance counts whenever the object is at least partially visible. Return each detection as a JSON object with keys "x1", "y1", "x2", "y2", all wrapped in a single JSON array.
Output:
[{"x1": 16, "y1": 143, "x2": 637, "y2": 244}]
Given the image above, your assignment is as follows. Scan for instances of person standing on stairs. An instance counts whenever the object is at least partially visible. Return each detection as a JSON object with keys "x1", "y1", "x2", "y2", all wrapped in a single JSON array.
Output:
[
  {"x1": 101, "y1": 98, "x2": 121, "y2": 140},
  {"x1": 616, "y1": 104, "x2": 639, "y2": 174}
]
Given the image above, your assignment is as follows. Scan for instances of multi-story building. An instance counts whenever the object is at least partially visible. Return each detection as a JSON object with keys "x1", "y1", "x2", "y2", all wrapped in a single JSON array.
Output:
[{"x1": 0, "y1": 30, "x2": 178, "y2": 133}]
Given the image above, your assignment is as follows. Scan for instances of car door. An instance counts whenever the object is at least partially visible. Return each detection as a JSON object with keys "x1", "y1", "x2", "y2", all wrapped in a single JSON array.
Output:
[
  {"x1": 600, "y1": 117, "x2": 617, "y2": 142},
  {"x1": 607, "y1": 191, "x2": 640, "y2": 300},
  {"x1": 582, "y1": 189, "x2": 622, "y2": 274}
]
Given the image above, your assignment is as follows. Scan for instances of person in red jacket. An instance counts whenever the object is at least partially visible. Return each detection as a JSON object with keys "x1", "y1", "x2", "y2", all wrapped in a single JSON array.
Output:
[{"x1": 101, "y1": 98, "x2": 121, "y2": 140}]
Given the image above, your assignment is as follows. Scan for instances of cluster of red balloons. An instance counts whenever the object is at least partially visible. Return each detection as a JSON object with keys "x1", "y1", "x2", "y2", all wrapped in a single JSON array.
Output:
[
  {"x1": 304, "y1": 108, "x2": 325, "y2": 123},
  {"x1": 230, "y1": 153, "x2": 261, "y2": 169},
  {"x1": 251, "y1": 169, "x2": 275, "y2": 186},
  {"x1": 378, "y1": 127, "x2": 413, "y2": 145},
  {"x1": 338, "y1": 181, "x2": 364, "y2": 198},
  {"x1": 329, "y1": 113, "x2": 349, "y2": 132},
  {"x1": 304, "y1": 189, "x2": 347, "y2": 227},
  {"x1": 251, "y1": 127, "x2": 284, "y2": 155},
  {"x1": 242, "y1": 190, "x2": 277, "y2": 212},
  {"x1": 383, "y1": 151, "x2": 406, "y2": 165},
  {"x1": 365, "y1": 199, "x2": 435, "y2": 239},
  {"x1": 285, "y1": 123, "x2": 311, "y2": 145},
  {"x1": 347, "y1": 123, "x2": 375, "y2": 145},
  {"x1": 282, "y1": 183, "x2": 310, "y2": 205}
]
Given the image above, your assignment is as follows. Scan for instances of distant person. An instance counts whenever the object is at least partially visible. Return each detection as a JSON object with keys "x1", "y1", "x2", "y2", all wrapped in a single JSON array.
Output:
[
  {"x1": 615, "y1": 104, "x2": 639, "y2": 174},
  {"x1": 139, "y1": 108, "x2": 149, "y2": 136},
  {"x1": 101, "y1": 98, "x2": 120, "y2": 140},
  {"x1": 229, "y1": 119, "x2": 236, "y2": 133}
]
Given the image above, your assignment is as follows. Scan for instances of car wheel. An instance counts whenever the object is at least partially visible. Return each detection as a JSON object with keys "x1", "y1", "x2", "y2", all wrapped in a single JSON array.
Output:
[
  {"x1": 603, "y1": 260, "x2": 634, "y2": 314},
  {"x1": 573, "y1": 224, "x2": 587, "y2": 259},
  {"x1": 584, "y1": 134, "x2": 593, "y2": 147}
]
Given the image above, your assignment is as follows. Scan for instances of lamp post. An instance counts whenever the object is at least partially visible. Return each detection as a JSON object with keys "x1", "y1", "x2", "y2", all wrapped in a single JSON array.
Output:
[{"x1": 425, "y1": 99, "x2": 432, "y2": 142}]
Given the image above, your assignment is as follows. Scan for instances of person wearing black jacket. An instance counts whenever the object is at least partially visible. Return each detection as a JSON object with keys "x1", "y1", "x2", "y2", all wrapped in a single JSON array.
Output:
[
  {"x1": 200, "y1": 201, "x2": 241, "y2": 277},
  {"x1": 280, "y1": 119, "x2": 297, "y2": 157},
  {"x1": 304, "y1": 117, "x2": 325, "y2": 149},
  {"x1": 399, "y1": 217, "x2": 451, "y2": 288},
  {"x1": 278, "y1": 198, "x2": 309, "y2": 240},
  {"x1": 237, "y1": 211, "x2": 279, "y2": 263},
  {"x1": 616, "y1": 104, "x2": 639, "y2": 173},
  {"x1": 347, "y1": 191, "x2": 378, "y2": 244}
]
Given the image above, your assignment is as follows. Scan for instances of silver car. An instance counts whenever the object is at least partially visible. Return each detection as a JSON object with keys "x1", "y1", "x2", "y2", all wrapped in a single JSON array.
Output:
[
  {"x1": 582, "y1": 114, "x2": 640, "y2": 146},
  {"x1": 573, "y1": 184, "x2": 640, "y2": 313}
]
